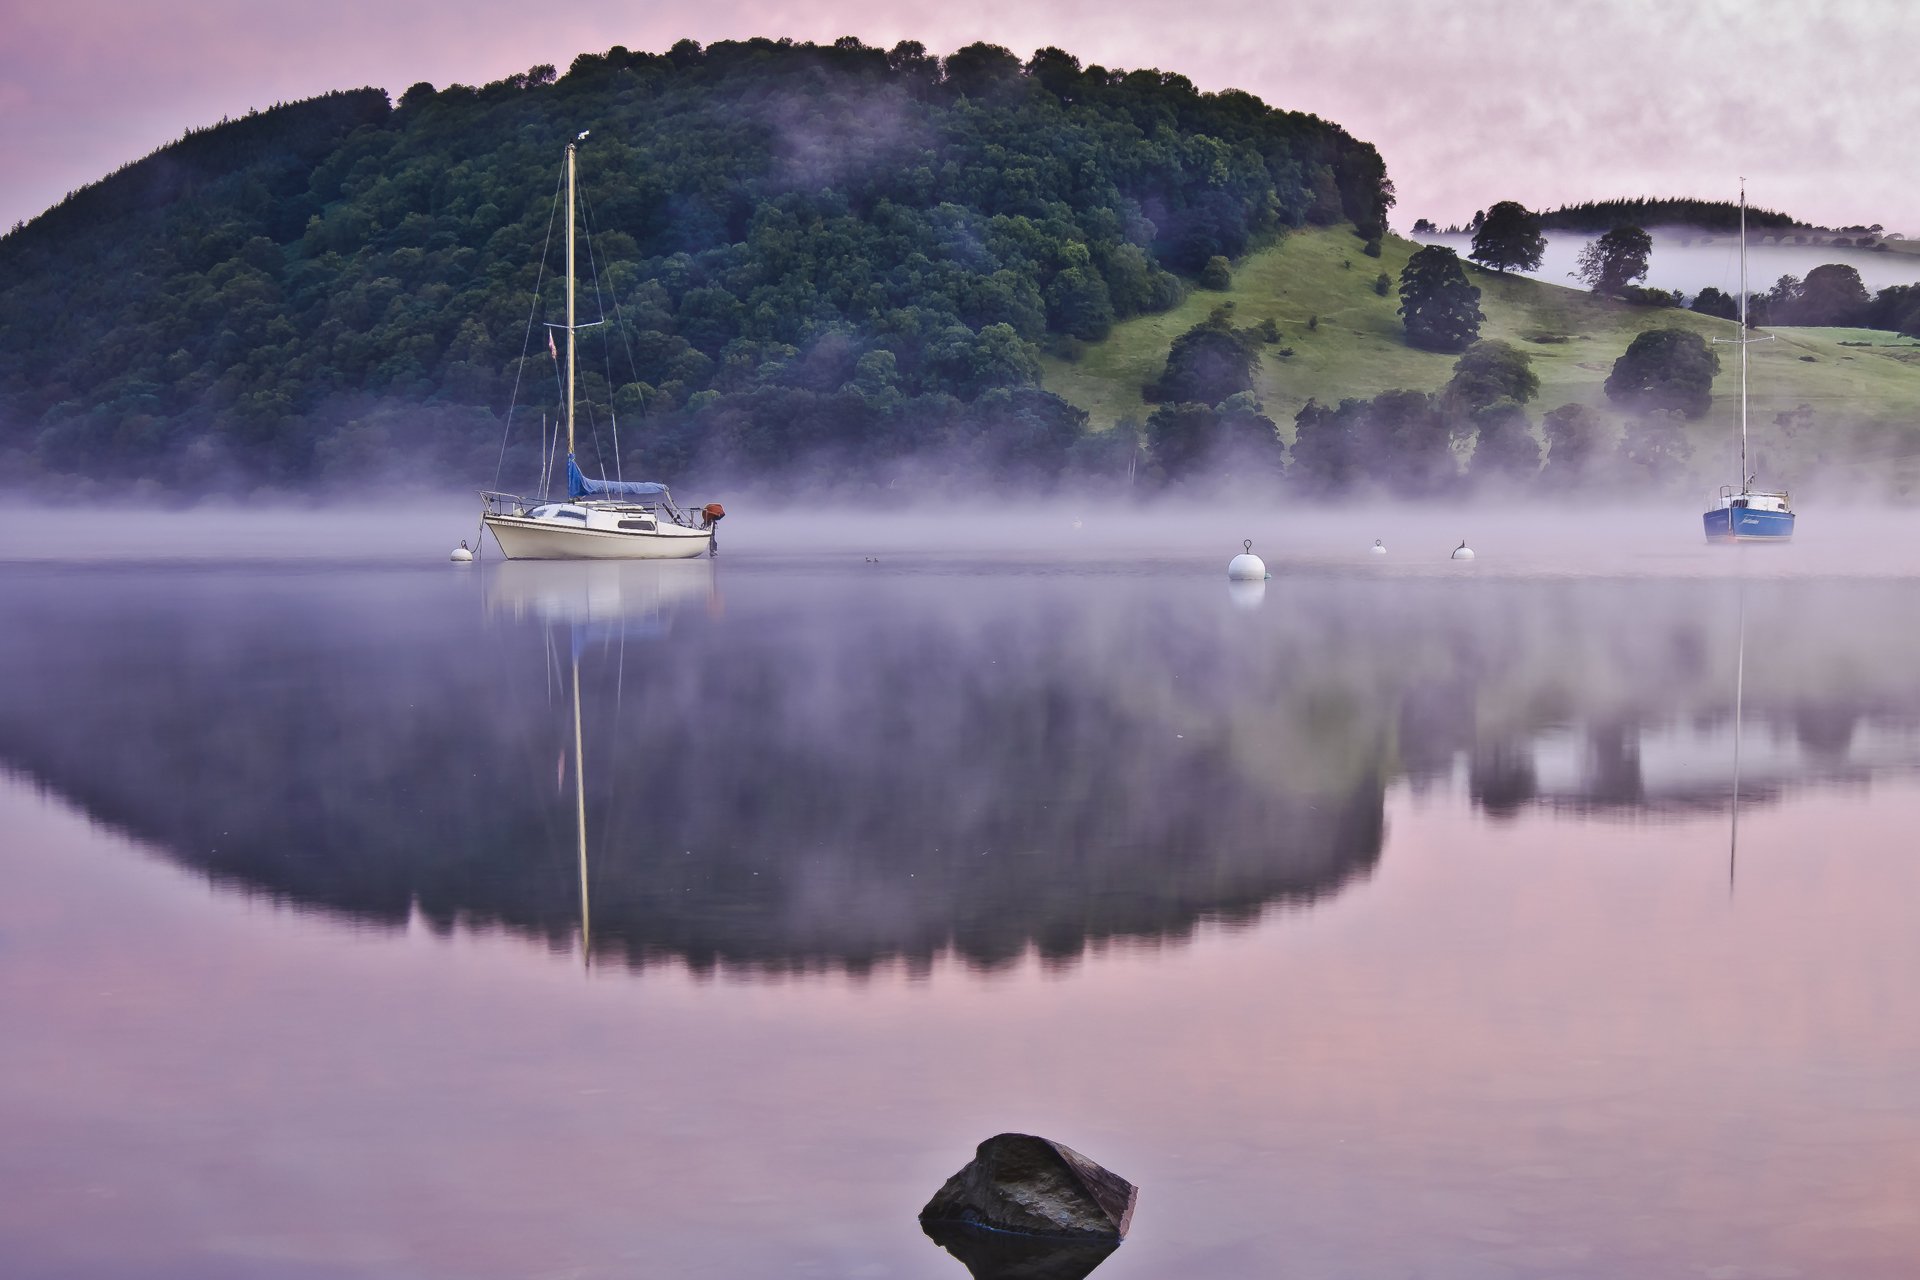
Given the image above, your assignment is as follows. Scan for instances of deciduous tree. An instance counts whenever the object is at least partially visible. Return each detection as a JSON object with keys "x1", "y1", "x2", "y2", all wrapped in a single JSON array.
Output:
[
  {"x1": 1604, "y1": 327, "x2": 1719, "y2": 419},
  {"x1": 1145, "y1": 311, "x2": 1260, "y2": 405},
  {"x1": 1616, "y1": 409, "x2": 1694, "y2": 479},
  {"x1": 1445, "y1": 340, "x2": 1539, "y2": 413},
  {"x1": 1540, "y1": 402, "x2": 1609, "y2": 482},
  {"x1": 1689, "y1": 286, "x2": 1738, "y2": 321},
  {"x1": 1794, "y1": 263, "x2": 1870, "y2": 326},
  {"x1": 1470, "y1": 402, "x2": 1541, "y2": 481},
  {"x1": 1397, "y1": 245, "x2": 1483, "y2": 353},
  {"x1": 1573, "y1": 226, "x2": 1652, "y2": 296},
  {"x1": 1469, "y1": 201, "x2": 1546, "y2": 275}
]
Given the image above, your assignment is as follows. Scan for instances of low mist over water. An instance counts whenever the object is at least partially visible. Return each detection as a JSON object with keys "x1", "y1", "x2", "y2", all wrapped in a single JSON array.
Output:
[{"x1": 4, "y1": 514, "x2": 1920, "y2": 1277}]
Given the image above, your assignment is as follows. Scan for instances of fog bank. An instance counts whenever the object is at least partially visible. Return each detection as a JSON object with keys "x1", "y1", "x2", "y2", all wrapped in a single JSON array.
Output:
[
  {"x1": 9, "y1": 499, "x2": 1920, "y2": 580},
  {"x1": 1419, "y1": 230, "x2": 1920, "y2": 298}
]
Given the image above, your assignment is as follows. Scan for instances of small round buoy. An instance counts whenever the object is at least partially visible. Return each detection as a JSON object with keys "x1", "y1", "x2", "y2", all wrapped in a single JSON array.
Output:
[
  {"x1": 1451, "y1": 539, "x2": 1475, "y2": 561},
  {"x1": 1370, "y1": 538, "x2": 1387, "y2": 556},
  {"x1": 1228, "y1": 538, "x2": 1267, "y2": 581},
  {"x1": 449, "y1": 539, "x2": 474, "y2": 563}
]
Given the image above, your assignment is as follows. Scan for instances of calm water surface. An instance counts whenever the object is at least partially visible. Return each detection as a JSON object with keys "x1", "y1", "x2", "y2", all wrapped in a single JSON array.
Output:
[{"x1": 3, "y1": 513, "x2": 1919, "y2": 1279}]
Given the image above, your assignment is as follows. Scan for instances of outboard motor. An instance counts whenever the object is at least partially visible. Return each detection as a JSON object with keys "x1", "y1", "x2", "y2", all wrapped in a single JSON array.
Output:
[{"x1": 701, "y1": 503, "x2": 726, "y2": 556}]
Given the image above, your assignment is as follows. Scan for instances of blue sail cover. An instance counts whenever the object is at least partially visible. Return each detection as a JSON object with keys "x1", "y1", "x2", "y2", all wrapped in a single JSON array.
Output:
[{"x1": 567, "y1": 455, "x2": 668, "y2": 502}]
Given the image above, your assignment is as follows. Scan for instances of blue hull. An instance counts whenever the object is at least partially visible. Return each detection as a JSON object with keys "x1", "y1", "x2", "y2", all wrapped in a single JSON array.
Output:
[{"x1": 1703, "y1": 506, "x2": 1795, "y2": 542}]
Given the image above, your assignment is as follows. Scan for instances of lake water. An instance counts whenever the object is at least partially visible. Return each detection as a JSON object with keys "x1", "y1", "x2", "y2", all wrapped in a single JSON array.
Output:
[{"x1": 4, "y1": 508, "x2": 1920, "y2": 1279}]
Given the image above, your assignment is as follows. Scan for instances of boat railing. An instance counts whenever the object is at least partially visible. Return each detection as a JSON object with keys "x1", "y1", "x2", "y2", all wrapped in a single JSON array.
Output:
[
  {"x1": 483, "y1": 489, "x2": 708, "y2": 529},
  {"x1": 481, "y1": 491, "x2": 541, "y2": 519}
]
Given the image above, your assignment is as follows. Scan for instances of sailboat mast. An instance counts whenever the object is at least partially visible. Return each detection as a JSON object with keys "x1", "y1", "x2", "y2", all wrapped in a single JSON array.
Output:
[
  {"x1": 1738, "y1": 181, "x2": 1749, "y2": 491},
  {"x1": 566, "y1": 142, "x2": 577, "y2": 461}
]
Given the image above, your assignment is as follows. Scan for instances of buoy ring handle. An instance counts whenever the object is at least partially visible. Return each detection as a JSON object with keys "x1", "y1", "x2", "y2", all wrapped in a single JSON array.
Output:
[{"x1": 1243, "y1": 539, "x2": 1253, "y2": 553}]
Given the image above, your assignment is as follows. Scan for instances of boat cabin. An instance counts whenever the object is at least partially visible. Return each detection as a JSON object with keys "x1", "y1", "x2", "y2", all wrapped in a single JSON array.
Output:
[
  {"x1": 524, "y1": 502, "x2": 670, "y2": 534},
  {"x1": 1714, "y1": 486, "x2": 1791, "y2": 514}
]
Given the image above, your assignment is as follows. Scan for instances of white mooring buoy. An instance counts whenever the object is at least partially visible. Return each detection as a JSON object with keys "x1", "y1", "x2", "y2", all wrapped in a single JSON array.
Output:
[
  {"x1": 1370, "y1": 538, "x2": 1387, "y2": 556},
  {"x1": 450, "y1": 539, "x2": 474, "y2": 563},
  {"x1": 1227, "y1": 539, "x2": 1267, "y2": 581},
  {"x1": 1451, "y1": 539, "x2": 1475, "y2": 561}
]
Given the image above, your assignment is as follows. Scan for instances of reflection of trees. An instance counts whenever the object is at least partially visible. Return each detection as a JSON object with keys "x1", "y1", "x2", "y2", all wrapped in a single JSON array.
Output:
[
  {"x1": 6, "y1": 571, "x2": 1920, "y2": 970},
  {"x1": 0, "y1": 570, "x2": 1389, "y2": 974},
  {"x1": 1469, "y1": 744, "x2": 1537, "y2": 819},
  {"x1": 1792, "y1": 703, "x2": 1859, "y2": 758},
  {"x1": 1383, "y1": 579, "x2": 1920, "y2": 816},
  {"x1": 1585, "y1": 723, "x2": 1646, "y2": 806}
]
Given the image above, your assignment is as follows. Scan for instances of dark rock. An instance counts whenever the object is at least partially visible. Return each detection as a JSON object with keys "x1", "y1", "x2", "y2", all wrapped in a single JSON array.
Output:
[
  {"x1": 922, "y1": 1220, "x2": 1119, "y2": 1280},
  {"x1": 919, "y1": 1133, "x2": 1137, "y2": 1241}
]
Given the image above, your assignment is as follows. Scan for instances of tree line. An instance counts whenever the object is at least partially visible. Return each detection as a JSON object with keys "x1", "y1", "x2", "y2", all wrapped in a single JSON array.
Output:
[
  {"x1": 1691, "y1": 267, "x2": 1920, "y2": 334},
  {"x1": 1436, "y1": 200, "x2": 1920, "y2": 334},
  {"x1": 1125, "y1": 309, "x2": 1728, "y2": 494}
]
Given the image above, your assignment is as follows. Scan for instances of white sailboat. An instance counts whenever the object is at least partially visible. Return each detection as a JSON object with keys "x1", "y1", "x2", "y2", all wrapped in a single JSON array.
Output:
[{"x1": 482, "y1": 135, "x2": 724, "y2": 560}]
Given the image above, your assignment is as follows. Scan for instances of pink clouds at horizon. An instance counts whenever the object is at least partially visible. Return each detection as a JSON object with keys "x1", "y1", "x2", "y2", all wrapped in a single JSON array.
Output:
[{"x1": 3, "y1": 0, "x2": 1917, "y2": 236}]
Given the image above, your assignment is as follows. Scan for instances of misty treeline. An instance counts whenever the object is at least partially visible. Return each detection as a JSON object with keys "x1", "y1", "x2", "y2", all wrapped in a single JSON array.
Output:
[
  {"x1": 1536, "y1": 198, "x2": 1802, "y2": 236},
  {"x1": 1127, "y1": 316, "x2": 1777, "y2": 495},
  {"x1": 1452, "y1": 207, "x2": 1679, "y2": 307},
  {"x1": 1690, "y1": 266, "x2": 1920, "y2": 334},
  {"x1": 1415, "y1": 199, "x2": 1800, "y2": 238},
  {"x1": 1450, "y1": 200, "x2": 1920, "y2": 334},
  {"x1": 0, "y1": 36, "x2": 1392, "y2": 492}
]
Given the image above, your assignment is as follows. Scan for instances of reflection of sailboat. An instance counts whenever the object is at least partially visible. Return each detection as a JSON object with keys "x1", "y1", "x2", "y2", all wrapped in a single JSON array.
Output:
[
  {"x1": 571, "y1": 643, "x2": 592, "y2": 966},
  {"x1": 1703, "y1": 183, "x2": 1795, "y2": 543},
  {"x1": 481, "y1": 136, "x2": 723, "y2": 560},
  {"x1": 529, "y1": 562, "x2": 715, "y2": 968},
  {"x1": 485, "y1": 559, "x2": 716, "y2": 628}
]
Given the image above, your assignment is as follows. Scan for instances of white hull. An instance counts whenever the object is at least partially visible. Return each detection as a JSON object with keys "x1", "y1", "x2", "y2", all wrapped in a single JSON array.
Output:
[{"x1": 485, "y1": 515, "x2": 711, "y2": 560}]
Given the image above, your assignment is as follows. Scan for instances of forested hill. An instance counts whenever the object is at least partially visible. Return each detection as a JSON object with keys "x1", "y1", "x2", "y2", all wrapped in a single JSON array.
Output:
[
  {"x1": 0, "y1": 38, "x2": 1392, "y2": 490},
  {"x1": 1537, "y1": 198, "x2": 1797, "y2": 233}
]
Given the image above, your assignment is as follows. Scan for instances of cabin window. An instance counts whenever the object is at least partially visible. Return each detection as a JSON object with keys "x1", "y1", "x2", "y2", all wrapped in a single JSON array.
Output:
[
  {"x1": 618, "y1": 519, "x2": 656, "y2": 532},
  {"x1": 553, "y1": 509, "x2": 586, "y2": 522}
]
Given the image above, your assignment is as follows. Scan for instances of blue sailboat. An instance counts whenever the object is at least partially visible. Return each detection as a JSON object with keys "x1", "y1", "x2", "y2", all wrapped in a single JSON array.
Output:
[{"x1": 1703, "y1": 183, "x2": 1794, "y2": 543}]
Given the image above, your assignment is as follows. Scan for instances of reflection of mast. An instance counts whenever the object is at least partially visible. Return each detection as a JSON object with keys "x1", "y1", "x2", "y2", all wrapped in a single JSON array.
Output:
[
  {"x1": 572, "y1": 647, "x2": 591, "y2": 966},
  {"x1": 1730, "y1": 583, "x2": 1746, "y2": 895}
]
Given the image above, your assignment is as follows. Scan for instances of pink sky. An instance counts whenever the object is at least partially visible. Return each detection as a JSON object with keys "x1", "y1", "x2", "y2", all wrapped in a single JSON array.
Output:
[{"x1": 3, "y1": 0, "x2": 1917, "y2": 236}]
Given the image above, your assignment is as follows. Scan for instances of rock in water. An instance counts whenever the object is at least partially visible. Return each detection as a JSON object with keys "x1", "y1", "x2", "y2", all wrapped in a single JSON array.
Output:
[{"x1": 919, "y1": 1133, "x2": 1137, "y2": 1241}]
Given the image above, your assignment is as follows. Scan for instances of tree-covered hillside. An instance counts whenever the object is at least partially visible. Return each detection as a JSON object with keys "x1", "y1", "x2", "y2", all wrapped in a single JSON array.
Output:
[{"x1": 0, "y1": 37, "x2": 1392, "y2": 490}]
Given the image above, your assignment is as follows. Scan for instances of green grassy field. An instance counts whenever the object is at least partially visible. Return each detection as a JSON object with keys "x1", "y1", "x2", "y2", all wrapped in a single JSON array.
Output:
[{"x1": 1039, "y1": 228, "x2": 1920, "y2": 483}]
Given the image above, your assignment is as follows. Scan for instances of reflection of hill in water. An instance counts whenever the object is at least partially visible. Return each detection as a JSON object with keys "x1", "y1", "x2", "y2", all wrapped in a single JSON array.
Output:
[
  {"x1": 0, "y1": 564, "x2": 1388, "y2": 972},
  {"x1": 6, "y1": 565, "x2": 1920, "y2": 971}
]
